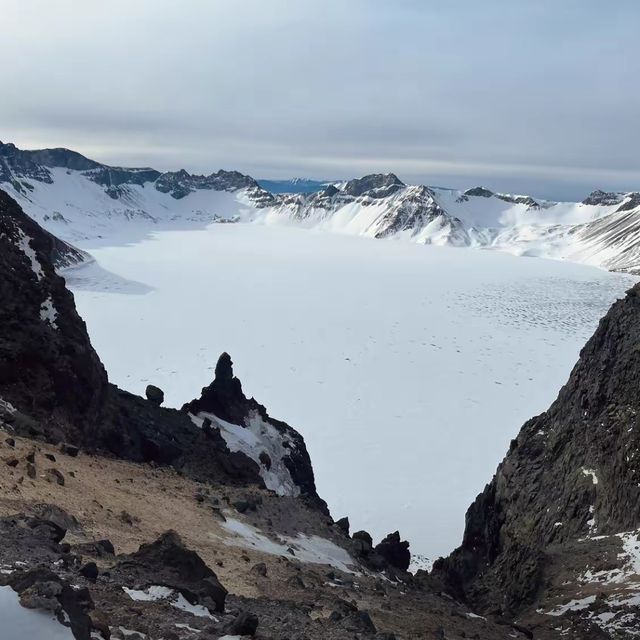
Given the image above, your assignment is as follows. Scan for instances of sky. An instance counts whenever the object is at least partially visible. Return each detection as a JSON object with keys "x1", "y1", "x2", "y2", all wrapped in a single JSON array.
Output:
[{"x1": 2, "y1": 0, "x2": 639, "y2": 200}]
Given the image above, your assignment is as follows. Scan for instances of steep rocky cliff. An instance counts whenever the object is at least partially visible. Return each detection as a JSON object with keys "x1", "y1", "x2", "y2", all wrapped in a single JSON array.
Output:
[
  {"x1": 0, "y1": 189, "x2": 319, "y2": 501},
  {"x1": 436, "y1": 281, "x2": 640, "y2": 634}
]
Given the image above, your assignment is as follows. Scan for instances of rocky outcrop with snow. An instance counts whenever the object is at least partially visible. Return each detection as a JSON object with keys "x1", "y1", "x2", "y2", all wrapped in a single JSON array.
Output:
[
  {"x1": 184, "y1": 352, "x2": 323, "y2": 506},
  {"x1": 434, "y1": 281, "x2": 640, "y2": 636}
]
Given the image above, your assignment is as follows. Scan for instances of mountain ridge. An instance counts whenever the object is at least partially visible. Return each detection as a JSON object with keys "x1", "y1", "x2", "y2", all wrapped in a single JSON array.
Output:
[{"x1": 3, "y1": 140, "x2": 640, "y2": 274}]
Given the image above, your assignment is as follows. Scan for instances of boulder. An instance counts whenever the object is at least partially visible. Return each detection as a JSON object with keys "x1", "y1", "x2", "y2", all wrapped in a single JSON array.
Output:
[
  {"x1": 145, "y1": 385, "x2": 164, "y2": 406},
  {"x1": 45, "y1": 467, "x2": 65, "y2": 486},
  {"x1": 59, "y1": 443, "x2": 80, "y2": 457},
  {"x1": 114, "y1": 530, "x2": 227, "y2": 612},
  {"x1": 353, "y1": 530, "x2": 373, "y2": 548},
  {"x1": 26, "y1": 517, "x2": 67, "y2": 543}
]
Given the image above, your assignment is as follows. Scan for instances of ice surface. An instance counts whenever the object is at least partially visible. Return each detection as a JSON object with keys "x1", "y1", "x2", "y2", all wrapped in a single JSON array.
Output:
[
  {"x1": 0, "y1": 585, "x2": 74, "y2": 639},
  {"x1": 66, "y1": 224, "x2": 637, "y2": 558}
]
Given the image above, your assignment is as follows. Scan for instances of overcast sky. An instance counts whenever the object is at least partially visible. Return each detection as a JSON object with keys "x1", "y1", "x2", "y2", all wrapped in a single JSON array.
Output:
[{"x1": 2, "y1": 0, "x2": 639, "y2": 200}]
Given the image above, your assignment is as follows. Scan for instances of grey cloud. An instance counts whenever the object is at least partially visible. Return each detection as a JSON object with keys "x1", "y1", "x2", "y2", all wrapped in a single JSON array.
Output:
[{"x1": 1, "y1": 0, "x2": 639, "y2": 199}]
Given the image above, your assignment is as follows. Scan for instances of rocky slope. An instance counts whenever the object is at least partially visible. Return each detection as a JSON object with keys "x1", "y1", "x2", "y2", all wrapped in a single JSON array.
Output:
[
  {"x1": 434, "y1": 281, "x2": 640, "y2": 637},
  {"x1": 3, "y1": 140, "x2": 640, "y2": 273}
]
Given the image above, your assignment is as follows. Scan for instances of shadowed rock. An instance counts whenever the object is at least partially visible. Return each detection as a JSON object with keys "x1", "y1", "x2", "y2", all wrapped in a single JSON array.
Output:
[
  {"x1": 113, "y1": 530, "x2": 227, "y2": 613},
  {"x1": 437, "y1": 282, "x2": 640, "y2": 615}
]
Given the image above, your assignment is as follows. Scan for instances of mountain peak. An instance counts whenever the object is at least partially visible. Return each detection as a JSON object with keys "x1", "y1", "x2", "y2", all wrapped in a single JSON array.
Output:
[
  {"x1": 341, "y1": 173, "x2": 405, "y2": 198},
  {"x1": 463, "y1": 186, "x2": 495, "y2": 198},
  {"x1": 582, "y1": 189, "x2": 625, "y2": 206}
]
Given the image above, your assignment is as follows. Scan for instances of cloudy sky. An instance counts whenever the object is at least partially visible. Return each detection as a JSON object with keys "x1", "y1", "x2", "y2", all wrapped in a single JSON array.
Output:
[{"x1": 2, "y1": 0, "x2": 639, "y2": 199}]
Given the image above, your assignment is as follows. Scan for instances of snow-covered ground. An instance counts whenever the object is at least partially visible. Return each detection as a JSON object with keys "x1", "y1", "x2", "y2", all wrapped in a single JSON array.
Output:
[{"x1": 66, "y1": 224, "x2": 636, "y2": 559}]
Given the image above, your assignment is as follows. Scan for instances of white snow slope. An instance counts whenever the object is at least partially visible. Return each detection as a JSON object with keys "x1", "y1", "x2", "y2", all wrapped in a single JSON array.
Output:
[
  {"x1": 3, "y1": 162, "x2": 640, "y2": 273},
  {"x1": 64, "y1": 223, "x2": 637, "y2": 559}
]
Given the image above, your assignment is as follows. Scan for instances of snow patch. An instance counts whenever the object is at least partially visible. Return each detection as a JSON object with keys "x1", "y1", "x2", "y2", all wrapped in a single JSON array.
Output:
[
  {"x1": 219, "y1": 517, "x2": 357, "y2": 573},
  {"x1": 122, "y1": 585, "x2": 215, "y2": 619},
  {"x1": 546, "y1": 595, "x2": 597, "y2": 616},
  {"x1": 190, "y1": 411, "x2": 300, "y2": 497},
  {"x1": 582, "y1": 468, "x2": 599, "y2": 485},
  {"x1": 15, "y1": 230, "x2": 44, "y2": 280},
  {"x1": 40, "y1": 296, "x2": 59, "y2": 328},
  {"x1": 0, "y1": 398, "x2": 17, "y2": 415}
]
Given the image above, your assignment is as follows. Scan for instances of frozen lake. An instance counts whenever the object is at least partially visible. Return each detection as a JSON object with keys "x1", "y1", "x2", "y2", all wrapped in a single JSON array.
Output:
[{"x1": 66, "y1": 224, "x2": 636, "y2": 561}]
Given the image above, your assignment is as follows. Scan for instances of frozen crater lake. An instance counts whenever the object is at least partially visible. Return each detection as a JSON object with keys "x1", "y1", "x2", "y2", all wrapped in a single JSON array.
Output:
[{"x1": 66, "y1": 224, "x2": 636, "y2": 560}]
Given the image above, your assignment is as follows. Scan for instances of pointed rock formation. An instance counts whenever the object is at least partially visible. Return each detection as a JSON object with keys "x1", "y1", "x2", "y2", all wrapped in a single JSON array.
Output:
[{"x1": 183, "y1": 352, "x2": 325, "y2": 508}]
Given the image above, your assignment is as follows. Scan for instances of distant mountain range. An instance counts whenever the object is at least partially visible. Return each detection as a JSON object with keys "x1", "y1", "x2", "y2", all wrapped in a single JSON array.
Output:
[{"x1": 2, "y1": 140, "x2": 640, "y2": 274}]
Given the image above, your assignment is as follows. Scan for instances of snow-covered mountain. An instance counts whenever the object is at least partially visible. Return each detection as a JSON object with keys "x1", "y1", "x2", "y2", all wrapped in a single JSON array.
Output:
[
  {"x1": 0, "y1": 141, "x2": 275, "y2": 244},
  {"x1": 3, "y1": 140, "x2": 640, "y2": 273}
]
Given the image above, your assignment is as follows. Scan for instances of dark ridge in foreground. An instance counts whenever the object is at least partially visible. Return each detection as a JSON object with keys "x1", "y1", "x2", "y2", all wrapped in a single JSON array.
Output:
[
  {"x1": 0, "y1": 188, "x2": 320, "y2": 503},
  {"x1": 436, "y1": 280, "x2": 640, "y2": 618}
]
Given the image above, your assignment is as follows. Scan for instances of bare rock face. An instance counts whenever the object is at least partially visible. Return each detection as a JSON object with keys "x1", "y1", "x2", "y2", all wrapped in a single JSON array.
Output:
[
  {"x1": 374, "y1": 531, "x2": 411, "y2": 572},
  {"x1": 437, "y1": 283, "x2": 640, "y2": 616},
  {"x1": 581, "y1": 189, "x2": 625, "y2": 206},
  {"x1": 0, "y1": 188, "x2": 110, "y2": 444}
]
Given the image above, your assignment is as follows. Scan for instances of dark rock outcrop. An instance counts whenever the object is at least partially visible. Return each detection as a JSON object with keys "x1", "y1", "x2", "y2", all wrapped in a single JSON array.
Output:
[
  {"x1": 437, "y1": 282, "x2": 640, "y2": 615},
  {"x1": 0, "y1": 189, "x2": 110, "y2": 444},
  {"x1": 334, "y1": 516, "x2": 350, "y2": 535},
  {"x1": 374, "y1": 531, "x2": 411, "y2": 572},
  {"x1": 8, "y1": 568, "x2": 94, "y2": 640},
  {"x1": 581, "y1": 189, "x2": 624, "y2": 206},
  {"x1": 464, "y1": 186, "x2": 495, "y2": 198},
  {"x1": 155, "y1": 168, "x2": 274, "y2": 206},
  {"x1": 145, "y1": 384, "x2": 164, "y2": 406},
  {"x1": 341, "y1": 173, "x2": 404, "y2": 199},
  {"x1": 183, "y1": 352, "x2": 325, "y2": 508},
  {"x1": 114, "y1": 530, "x2": 227, "y2": 612}
]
